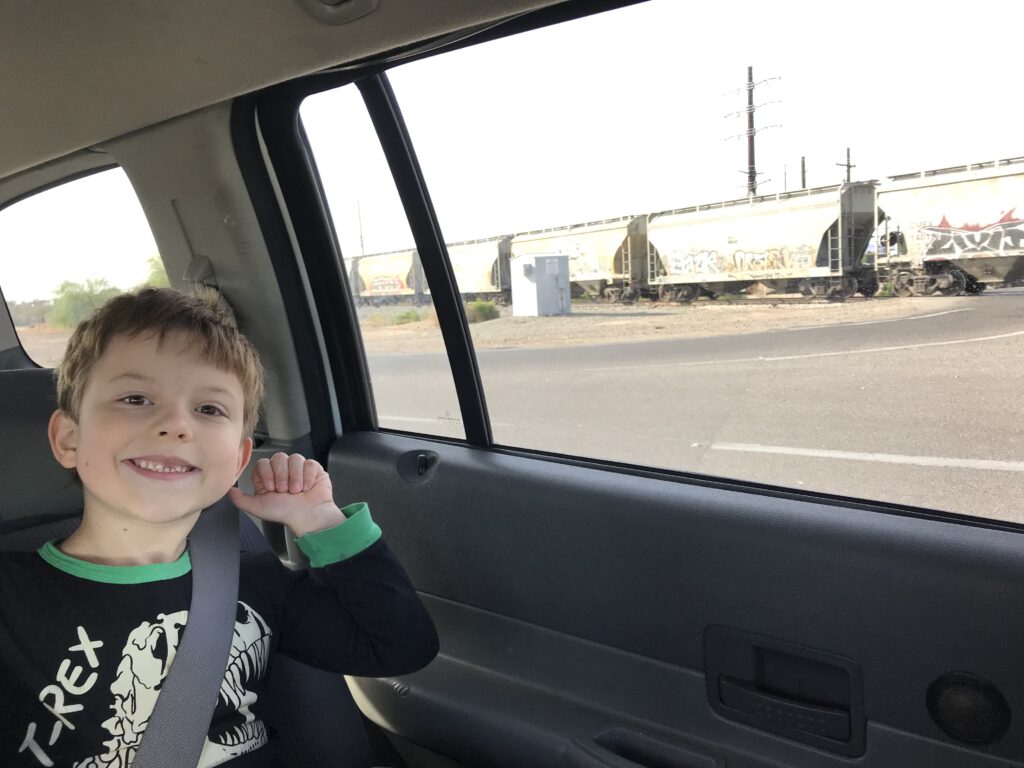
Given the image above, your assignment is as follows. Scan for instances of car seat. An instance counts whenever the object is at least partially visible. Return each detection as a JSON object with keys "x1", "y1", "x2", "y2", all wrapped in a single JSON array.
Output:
[{"x1": 0, "y1": 367, "x2": 374, "y2": 767}]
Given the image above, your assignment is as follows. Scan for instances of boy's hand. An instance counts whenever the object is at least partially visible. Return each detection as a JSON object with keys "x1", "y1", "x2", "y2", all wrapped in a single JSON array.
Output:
[{"x1": 227, "y1": 453, "x2": 346, "y2": 537}]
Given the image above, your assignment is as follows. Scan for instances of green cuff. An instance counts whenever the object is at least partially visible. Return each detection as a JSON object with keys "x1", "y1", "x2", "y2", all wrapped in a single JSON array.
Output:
[{"x1": 294, "y1": 502, "x2": 382, "y2": 568}]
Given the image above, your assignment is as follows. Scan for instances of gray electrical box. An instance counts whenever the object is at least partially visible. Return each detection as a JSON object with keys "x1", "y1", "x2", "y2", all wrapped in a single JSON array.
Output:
[{"x1": 510, "y1": 254, "x2": 571, "y2": 316}]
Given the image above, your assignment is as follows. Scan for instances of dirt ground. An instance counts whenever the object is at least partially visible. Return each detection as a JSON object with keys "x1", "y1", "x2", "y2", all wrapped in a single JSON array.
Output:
[
  {"x1": 16, "y1": 295, "x2": 966, "y2": 364},
  {"x1": 354, "y1": 296, "x2": 966, "y2": 355}
]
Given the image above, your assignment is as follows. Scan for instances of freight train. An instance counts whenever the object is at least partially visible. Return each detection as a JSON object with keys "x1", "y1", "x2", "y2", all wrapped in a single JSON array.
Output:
[{"x1": 347, "y1": 157, "x2": 1024, "y2": 304}]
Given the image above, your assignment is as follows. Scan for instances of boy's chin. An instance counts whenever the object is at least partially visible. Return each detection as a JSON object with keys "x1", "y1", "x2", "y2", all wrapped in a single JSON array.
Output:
[{"x1": 129, "y1": 506, "x2": 206, "y2": 526}]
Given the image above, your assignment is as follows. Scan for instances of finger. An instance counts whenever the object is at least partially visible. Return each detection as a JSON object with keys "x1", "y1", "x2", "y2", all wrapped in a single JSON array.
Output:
[
  {"x1": 253, "y1": 458, "x2": 274, "y2": 495},
  {"x1": 227, "y1": 486, "x2": 255, "y2": 514},
  {"x1": 270, "y1": 452, "x2": 290, "y2": 493},
  {"x1": 302, "y1": 459, "x2": 322, "y2": 492},
  {"x1": 288, "y1": 453, "x2": 305, "y2": 494}
]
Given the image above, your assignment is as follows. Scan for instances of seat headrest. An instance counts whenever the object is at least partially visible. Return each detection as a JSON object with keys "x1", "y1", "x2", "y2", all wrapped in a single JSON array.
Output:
[{"x1": 0, "y1": 368, "x2": 82, "y2": 524}]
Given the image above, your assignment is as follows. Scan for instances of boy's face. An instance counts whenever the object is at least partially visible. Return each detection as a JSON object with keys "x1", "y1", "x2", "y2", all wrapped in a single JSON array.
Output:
[{"x1": 48, "y1": 332, "x2": 253, "y2": 528}]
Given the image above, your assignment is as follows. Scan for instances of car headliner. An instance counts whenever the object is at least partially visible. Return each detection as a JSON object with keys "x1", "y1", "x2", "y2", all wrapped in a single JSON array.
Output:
[{"x1": 0, "y1": 0, "x2": 561, "y2": 179}]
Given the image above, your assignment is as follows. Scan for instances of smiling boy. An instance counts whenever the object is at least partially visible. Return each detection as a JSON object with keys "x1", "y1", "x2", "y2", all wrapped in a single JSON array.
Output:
[{"x1": 0, "y1": 288, "x2": 438, "y2": 767}]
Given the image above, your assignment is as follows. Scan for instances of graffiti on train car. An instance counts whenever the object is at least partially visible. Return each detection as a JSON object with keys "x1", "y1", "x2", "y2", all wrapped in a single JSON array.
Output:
[
  {"x1": 665, "y1": 245, "x2": 814, "y2": 277},
  {"x1": 923, "y1": 211, "x2": 1024, "y2": 256}
]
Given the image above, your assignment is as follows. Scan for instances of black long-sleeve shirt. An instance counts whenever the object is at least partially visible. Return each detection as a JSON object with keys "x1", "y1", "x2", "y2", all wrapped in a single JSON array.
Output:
[{"x1": 0, "y1": 503, "x2": 438, "y2": 767}]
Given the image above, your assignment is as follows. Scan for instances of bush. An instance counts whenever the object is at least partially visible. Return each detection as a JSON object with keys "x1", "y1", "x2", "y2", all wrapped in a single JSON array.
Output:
[
  {"x1": 465, "y1": 300, "x2": 499, "y2": 323},
  {"x1": 393, "y1": 309, "x2": 421, "y2": 325}
]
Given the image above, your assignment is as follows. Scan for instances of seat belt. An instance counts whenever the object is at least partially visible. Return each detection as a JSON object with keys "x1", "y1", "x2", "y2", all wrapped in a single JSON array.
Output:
[{"x1": 132, "y1": 495, "x2": 241, "y2": 768}]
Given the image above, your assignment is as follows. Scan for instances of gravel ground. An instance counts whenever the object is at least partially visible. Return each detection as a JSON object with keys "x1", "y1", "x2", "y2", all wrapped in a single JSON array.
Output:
[
  {"x1": 15, "y1": 295, "x2": 968, "y2": 365},
  {"x1": 355, "y1": 295, "x2": 968, "y2": 354}
]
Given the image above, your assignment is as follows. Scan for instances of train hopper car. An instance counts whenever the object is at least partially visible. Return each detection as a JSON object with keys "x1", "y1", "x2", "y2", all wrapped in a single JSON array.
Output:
[
  {"x1": 349, "y1": 248, "x2": 426, "y2": 304},
  {"x1": 873, "y1": 159, "x2": 1024, "y2": 296},
  {"x1": 646, "y1": 182, "x2": 878, "y2": 301},
  {"x1": 510, "y1": 216, "x2": 645, "y2": 300},
  {"x1": 446, "y1": 236, "x2": 512, "y2": 303}
]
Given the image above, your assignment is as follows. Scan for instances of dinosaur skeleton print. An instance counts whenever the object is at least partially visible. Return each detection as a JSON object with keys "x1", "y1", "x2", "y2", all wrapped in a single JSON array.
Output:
[{"x1": 73, "y1": 601, "x2": 271, "y2": 768}]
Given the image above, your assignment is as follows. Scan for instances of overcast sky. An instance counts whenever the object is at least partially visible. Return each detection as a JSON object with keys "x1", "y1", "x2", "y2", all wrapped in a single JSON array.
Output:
[{"x1": 2, "y1": 0, "x2": 1021, "y2": 302}]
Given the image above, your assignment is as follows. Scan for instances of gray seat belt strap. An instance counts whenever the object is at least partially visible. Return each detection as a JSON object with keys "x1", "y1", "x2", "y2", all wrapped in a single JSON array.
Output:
[{"x1": 132, "y1": 495, "x2": 241, "y2": 768}]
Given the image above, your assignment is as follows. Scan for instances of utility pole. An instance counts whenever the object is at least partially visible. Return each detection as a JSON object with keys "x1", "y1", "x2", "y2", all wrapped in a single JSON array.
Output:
[
  {"x1": 356, "y1": 198, "x2": 365, "y2": 256},
  {"x1": 836, "y1": 147, "x2": 855, "y2": 183},
  {"x1": 801, "y1": 156, "x2": 806, "y2": 189},
  {"x1": 746, "y1": 66, "x2": 756, "y2": 195},
  {"x1": 725, "y1": 67, "x2": 780, "y2": 196}
]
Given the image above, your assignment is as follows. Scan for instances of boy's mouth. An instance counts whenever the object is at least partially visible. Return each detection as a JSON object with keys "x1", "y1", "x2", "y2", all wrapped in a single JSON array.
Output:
[{"x1": 126, "y1": 456, "x2": 198, "y2": 476}]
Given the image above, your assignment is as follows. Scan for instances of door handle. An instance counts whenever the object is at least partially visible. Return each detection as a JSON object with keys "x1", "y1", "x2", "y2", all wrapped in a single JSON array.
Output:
[{"x1": 718, "y1": 676, "x2": 850, "y2": 742}]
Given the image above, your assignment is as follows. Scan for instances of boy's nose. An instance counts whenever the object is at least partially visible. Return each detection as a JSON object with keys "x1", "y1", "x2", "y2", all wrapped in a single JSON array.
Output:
[{"x1": 156, "y1": 407, "x2": 193, "y2": 439}]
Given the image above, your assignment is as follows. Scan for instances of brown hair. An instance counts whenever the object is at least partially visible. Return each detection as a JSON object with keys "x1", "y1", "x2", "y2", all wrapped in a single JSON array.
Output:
[{"x1": 56, "y1": 288, "x2": 265, "y2": 436}]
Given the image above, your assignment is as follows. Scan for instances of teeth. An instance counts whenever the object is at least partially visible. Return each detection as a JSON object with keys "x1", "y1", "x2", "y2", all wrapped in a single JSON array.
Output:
[{"x1": 135, "y1": 460, "x2": 191, "y2": 473}]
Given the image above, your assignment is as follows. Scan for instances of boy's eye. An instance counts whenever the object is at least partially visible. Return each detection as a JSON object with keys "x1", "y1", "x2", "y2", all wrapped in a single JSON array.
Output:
[
  {"x1": 120, "y1": 394, "x2": 151, "y2": 406},
  {"x1": 196, "y1": 404, "x2": 226, "y2": 417}
]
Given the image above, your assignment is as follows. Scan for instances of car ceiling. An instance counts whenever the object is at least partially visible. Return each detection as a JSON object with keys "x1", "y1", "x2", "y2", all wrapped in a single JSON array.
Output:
[{"x1": 0, "y1": 0, "x2": 561, "y2": 179}]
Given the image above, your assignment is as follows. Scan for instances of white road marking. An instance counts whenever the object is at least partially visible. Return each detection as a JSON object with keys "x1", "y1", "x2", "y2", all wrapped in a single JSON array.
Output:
[
  {"x1": 710, "y1": 442, "x2": 1024, "y2": 473},
  {"x1": 380, "y1": 415, "x2": 458, "y2": 424},
  {"x1": 762, "y1": 329, "x2": 1024, "y2": 362},
  {"x1": 379, "y1": 414, "x2": 514, "y2": 428},
  {"x1": 782, "y1": 308, "x2": 970, "y2": 332},
  {"x1": 580, "y1": 328, "x2": 1024, "y2": 372}
]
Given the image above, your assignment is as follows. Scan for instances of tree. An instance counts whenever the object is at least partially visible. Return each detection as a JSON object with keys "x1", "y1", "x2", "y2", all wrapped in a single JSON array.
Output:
[
  {"x1": 137, "y1": 255, "x2": 170, "y2": 289},
  {"x1": 47, "y1": 279, "x2": 121, "y2": 328}
]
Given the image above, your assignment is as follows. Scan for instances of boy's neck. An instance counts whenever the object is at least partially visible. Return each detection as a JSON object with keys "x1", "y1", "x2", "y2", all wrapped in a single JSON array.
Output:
[{"x1": 59, "y1": 511, "x2": 199, "y2": 566}]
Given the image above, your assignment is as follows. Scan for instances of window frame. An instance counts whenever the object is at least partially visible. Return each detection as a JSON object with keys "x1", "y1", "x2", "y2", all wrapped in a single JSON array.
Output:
[
  {"x1": 0, "y1": 162, "x2": 140, "y2": 371},
  {"x1": 242, "y1": 0, "x2": 1018, "y2": 534},
  {"x1": 249, "y1": 71, "x2": 494, "y2": 446}
]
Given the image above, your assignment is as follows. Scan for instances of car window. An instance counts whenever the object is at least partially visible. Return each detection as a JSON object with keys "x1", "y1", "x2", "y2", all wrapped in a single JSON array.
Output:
[
  {"x1": 305, "y1": 0, "x2": 1023, "y2": 523},
  {"x1": 0, "y1": 168, "x2": 166, "y2": 367},
  {"x1": 300, "y1": 86, "x2": 465, "y2": 440}
]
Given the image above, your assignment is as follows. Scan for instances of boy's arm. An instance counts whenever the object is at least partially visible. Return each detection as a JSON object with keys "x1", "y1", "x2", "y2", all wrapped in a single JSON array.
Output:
[{"x1": 229, "y1": 454, "x2": 439, "y2": 677}]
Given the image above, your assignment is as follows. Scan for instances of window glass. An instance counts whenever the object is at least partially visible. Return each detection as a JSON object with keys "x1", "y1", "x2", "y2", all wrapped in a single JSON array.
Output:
[
  {"x1": 382, "y1": 0, "x2": 1023, "y2": 522},
  {"x1": 0, "y1": 168, "x2": 167, "y2": 367},
  {"x1": 301, "y1": 86, "x2": 465, "y2": 439}
]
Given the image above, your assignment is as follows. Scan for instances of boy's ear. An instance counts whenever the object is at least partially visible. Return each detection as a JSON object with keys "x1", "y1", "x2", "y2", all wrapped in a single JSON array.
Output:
[
  {"x1": 48, "y1": 410, "x2": 79, "y2": 469},
  {"x1": 234, "y1": 436, "x2": 254, "y2": 481}
]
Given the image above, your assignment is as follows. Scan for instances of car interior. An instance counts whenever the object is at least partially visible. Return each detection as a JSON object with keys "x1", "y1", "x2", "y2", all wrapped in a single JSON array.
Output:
[{"x1": 2, "y1": 1, "x2": 1024, "y2": 767}]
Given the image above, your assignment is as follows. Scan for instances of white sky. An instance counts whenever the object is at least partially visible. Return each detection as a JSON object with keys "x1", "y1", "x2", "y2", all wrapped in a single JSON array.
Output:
[{"x1": 3, "y1": 0, "x2": 1022, "y2": 301}]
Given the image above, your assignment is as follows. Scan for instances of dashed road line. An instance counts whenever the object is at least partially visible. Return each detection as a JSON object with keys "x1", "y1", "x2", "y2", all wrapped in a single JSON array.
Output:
[
  {"x1": 580, "y1": 328, "x2": 1024, "y2": 372},
  {"x1": 782, "y1": 308, "x2": 971, "y2": 332},
  {"x1": 710, "y1": 442, "x2": 1024, "y2": 473}
]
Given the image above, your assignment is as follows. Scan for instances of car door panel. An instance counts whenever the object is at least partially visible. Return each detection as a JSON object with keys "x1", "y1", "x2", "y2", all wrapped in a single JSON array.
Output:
[{"x1": 330, "y1": 431, "x2": 1024, "y2": 767}]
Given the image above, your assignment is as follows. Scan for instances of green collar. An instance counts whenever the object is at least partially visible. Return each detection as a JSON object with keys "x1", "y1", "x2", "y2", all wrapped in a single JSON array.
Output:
[{"x1": 38, "y1": 540, "x2": 192, "y2": 584}]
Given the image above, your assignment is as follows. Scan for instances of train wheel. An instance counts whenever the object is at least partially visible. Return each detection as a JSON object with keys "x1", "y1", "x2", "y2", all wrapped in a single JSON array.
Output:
[
  {"x1": 797, "y1": 279, "x2": 815, "y2": 297},
  {"x1": 621, "y1": 286, "x2": 639, "y2": 304},
  {"x1": 657, "y1": 285, "x2": 677, "y2": 302},
  {"x1": 938, "y1": 271, "x2": 967, "y2": 296},
  {"x1": 828, "y1": 277, "x2": 857, "y2": 301},
  {"x1": 603, "y1": 287, "x2": 622, "y2": 302},
  {"x1": 675, "y1": 284, "x2": 700, "y2": 303},
  {"x1": 893, "y1": 273, "x2": 914, "y2": 297}
]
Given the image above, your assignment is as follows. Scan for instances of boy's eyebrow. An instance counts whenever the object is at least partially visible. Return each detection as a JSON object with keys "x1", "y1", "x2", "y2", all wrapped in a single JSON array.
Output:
[{"x1": 108, "y1": 372, "x2": 154, "y2": 385}]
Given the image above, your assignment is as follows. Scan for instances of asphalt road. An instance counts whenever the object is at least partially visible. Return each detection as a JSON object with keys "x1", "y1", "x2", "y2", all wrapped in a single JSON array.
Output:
[{"x1": 367, "y1": 290, "x2": 1024, "y2": 524}]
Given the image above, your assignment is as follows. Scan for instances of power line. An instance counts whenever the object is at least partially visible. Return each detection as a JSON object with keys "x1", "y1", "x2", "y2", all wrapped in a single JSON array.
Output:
[{"x1": 725, "y1": 66, "x2": 780, "y2": 196}]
